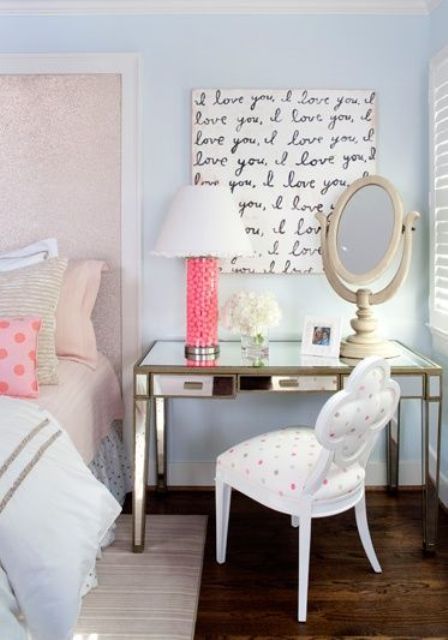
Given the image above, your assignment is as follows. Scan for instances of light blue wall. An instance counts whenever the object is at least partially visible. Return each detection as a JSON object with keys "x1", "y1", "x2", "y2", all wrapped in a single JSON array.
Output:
[
  {"x1": 430, "y1": 0, "x2": 448, "y2": 55},
  {"x1": 0, "y1": 12, "x2": 435, "y2": 480}
]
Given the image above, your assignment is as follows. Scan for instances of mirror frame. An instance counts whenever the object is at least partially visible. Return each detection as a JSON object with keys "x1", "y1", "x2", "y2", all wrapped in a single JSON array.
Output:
[{"x1": 327, "y1": 175, "x2": 404, "y2": 286}]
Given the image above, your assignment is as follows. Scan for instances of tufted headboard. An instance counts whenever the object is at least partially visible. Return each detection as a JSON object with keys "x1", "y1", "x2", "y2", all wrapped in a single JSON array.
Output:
[{"x1": 0, "y1": 54, "x2": 142, "y2": 452}]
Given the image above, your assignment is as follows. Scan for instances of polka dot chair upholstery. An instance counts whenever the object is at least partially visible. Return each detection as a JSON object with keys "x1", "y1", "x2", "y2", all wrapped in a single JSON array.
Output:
[{"x1": 215, "y1": 356, "x2": 400, "y2": 622}]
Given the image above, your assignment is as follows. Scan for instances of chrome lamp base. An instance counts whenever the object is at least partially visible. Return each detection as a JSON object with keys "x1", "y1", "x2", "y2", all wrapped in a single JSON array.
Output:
[{"x1": 185, "y1": 344, "x2": 220, "y2": 361}]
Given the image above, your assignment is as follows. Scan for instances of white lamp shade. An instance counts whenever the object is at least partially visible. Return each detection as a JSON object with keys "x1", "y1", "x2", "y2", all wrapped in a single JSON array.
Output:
[{"x1": 153, "y1": 185, "x2": 253, "y2": 258}]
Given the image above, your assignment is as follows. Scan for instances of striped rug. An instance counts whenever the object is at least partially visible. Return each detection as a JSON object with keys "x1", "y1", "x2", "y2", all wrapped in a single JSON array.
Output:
[{"x1": 74, "y1": 514, "x2": 207, "y2": 640}]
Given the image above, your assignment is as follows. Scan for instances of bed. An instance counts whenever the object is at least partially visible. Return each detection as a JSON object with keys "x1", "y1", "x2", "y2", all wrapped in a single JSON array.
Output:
[
  {"x1": 0, "y1": 61, "x2": 141, "y2": 640},
  {"x1": 35, "y1": 355, "x2": 131, "y2": 504},
  {"x1": 0, "y1": 250, "x2": 133, "y2": 640}
]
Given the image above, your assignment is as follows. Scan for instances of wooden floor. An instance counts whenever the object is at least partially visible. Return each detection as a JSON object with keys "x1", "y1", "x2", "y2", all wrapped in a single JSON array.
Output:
[{"x1": 134, "y1": 490, "x2": 448, "y2": 639}]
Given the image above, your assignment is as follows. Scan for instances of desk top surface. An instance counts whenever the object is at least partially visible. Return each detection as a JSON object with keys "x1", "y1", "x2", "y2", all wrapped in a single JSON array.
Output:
[{"x1": 138, "y1": 341, "x2": 442, "y2": 375}]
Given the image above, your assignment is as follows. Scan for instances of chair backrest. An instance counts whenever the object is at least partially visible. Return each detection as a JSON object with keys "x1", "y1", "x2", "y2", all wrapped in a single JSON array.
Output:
[{"x1": 304, "y1": 357, "x2": 400, "y2": 495}]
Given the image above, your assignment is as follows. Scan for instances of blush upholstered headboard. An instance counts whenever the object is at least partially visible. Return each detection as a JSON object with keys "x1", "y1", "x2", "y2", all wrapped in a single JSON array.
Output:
[{"x1": 0, "y1": 53, "x2": 142, "y2": 453}]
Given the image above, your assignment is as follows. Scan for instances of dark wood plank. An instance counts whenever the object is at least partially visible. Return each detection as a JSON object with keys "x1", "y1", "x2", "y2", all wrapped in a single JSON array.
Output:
[{"x1": 125, "y1": 490, "x2": 448, "y2": 639}]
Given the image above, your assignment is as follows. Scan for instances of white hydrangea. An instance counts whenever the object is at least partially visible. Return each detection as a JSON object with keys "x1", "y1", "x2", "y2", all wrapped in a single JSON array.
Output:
[{"x1": 221, "y1": 291, "x2": 282, "y2": 337}]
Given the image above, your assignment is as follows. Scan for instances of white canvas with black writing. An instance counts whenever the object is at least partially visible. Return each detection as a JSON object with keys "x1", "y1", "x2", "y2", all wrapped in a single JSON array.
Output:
[{"x1": 192, "y1": 89, "x2": 376, "y2": 274}]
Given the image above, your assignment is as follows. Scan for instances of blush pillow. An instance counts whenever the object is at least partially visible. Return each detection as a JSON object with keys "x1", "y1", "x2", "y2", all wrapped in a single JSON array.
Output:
[
  {"x1": 0, "y1": 317, "x2": 42, "y2": 398},
  {"x1": 55, "y1": 260, "x2": 107, "y2": 369}
]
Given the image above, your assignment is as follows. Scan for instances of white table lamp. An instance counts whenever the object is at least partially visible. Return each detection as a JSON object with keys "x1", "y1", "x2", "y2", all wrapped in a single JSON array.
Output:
[{"x1": 154, "y1": 185, "x2": 253, "y2": 360}]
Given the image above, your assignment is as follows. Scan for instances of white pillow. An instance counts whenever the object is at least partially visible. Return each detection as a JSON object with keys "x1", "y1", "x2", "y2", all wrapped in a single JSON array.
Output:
[
  {"x1": 0, "y1": 396, "x2": 121, "y2": 640},
  {"x1": 0, "y1": 238, "x2": 58, "y2": 272},
  {"x1": 0, "y1": 564, "x2": 27, "y2": 640}
]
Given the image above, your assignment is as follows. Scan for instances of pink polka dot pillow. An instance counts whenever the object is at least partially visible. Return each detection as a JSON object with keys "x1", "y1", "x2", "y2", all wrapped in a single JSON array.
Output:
[{"x1": 0, "y1": 317, "x2": 42, "y2": 398}]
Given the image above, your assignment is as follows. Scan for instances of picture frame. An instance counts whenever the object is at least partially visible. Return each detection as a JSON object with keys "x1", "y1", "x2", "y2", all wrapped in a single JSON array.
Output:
[{"x1": 301, "y1": 315, "x2": 342, "y2": 358}]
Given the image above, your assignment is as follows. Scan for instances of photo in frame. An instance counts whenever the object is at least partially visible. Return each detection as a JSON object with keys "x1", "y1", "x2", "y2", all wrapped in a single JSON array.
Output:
[{"x1": 301, "y1": 315, "x2": 342, "y2": 358}]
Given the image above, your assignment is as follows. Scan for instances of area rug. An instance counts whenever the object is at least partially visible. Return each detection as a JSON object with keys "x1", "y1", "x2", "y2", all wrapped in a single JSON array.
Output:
[{"x1": 74, "y1": 514, "x2": 207, "y2": 640}]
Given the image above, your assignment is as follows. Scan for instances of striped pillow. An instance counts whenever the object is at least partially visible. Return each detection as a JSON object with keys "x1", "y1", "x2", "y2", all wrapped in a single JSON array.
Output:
[{"x1": 0, "y1": 258, "x2": 67, "y2": 384}]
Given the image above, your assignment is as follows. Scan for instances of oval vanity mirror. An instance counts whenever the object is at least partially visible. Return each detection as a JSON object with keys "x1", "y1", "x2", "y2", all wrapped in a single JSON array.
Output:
[
  {"x1": 336, "y1": 184, "x2": 398, "y2": 282},
  {"x1": 316, "y1": 175, "x2": 420, "y2": 360}
]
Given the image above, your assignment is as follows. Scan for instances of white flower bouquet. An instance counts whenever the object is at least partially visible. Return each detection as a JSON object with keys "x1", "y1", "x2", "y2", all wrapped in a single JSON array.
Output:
[{"x1": 221, "y1": 291, "x2": 282, "y2": 340}]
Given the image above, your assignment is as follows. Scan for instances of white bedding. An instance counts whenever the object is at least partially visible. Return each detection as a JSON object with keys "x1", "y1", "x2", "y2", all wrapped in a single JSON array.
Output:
[
  {"x1": 0, "y1": 397, "x2": 121, "y2": 640},
  {"x1": 0, "y1": 565, "x2": 27, "y2": 640},
  {"x1": 0, "y1": 356, "x2": 124, "y2": 638},
  {"x1": 33, "y1": 353, "x2": 123, "y2": 464}
]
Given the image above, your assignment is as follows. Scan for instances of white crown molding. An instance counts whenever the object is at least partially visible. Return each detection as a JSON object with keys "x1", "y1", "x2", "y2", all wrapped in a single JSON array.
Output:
[{"x1": 0, "y1": 0, "x2": 440, "y2": 16}]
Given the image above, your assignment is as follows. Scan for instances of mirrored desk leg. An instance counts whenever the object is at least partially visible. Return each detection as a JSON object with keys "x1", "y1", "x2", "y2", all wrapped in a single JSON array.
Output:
[
  {"x1": 133, "y1": 397, "x2": 150, "y2": 552},
  {"x1": 422, "y1": 389, "x2": 442, "y2": 553},
  {"x1": 387, "y1": 402, "x2": 401, "y2": 494},
  {"x1": 155, "y1": 397, "x2": 167, "y2": 491}
]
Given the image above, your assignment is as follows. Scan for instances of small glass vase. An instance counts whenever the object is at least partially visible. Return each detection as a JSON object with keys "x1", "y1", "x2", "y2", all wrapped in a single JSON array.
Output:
[{"x1": 241, "y1": 331, "x2": 269, "y2": 361}]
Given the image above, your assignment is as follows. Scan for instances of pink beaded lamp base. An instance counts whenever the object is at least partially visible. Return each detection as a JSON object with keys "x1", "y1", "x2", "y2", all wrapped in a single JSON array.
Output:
[{"x1": 185, "y1": 257, "x2": 219, "y2": 360}]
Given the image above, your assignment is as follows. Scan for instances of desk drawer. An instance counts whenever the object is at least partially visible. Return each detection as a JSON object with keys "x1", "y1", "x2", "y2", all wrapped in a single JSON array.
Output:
[
  {"x1": 393, "y1": 375, "x2": 424, "y2": 398},
  {"x1": 152, "y1": 374, "x2": 235, "y2": 398},
  {"x1": 239, "y1": 375, "x2": 338, "y2": 392},
  {"x1": 342, "y1": 374, "x2": 424, "y2": 398}
]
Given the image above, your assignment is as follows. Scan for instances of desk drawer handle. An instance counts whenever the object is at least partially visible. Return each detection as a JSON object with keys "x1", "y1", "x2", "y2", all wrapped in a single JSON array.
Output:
[
  {"x1": 183, "y1": 381, "x2": 204, "y2": 390},
  {"x1": 278, "y1": 378, "x2": 299, "y2": 388}
]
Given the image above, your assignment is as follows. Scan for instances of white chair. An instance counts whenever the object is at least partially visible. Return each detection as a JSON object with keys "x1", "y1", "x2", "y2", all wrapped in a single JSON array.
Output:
[{"x1": 215, "y1": 356, "x2": 400, "y2": 622}]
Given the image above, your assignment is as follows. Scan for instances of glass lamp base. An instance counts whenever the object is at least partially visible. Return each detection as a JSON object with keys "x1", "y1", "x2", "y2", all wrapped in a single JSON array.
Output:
[{"x1": 185, "y1": 257, "x2": 219, "y2": 361}]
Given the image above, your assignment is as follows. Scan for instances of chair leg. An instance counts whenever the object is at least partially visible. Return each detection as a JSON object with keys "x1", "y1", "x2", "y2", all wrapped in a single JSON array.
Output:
[
  {"x1": 298, "y1": 511, "x2": 312, "y2": 622},
  {"x1": 355, "y1": 495, "x2": 382, "y2": 573},
  {"x1": 215, "y1": 477, "x2": 232, "y2": 564}
]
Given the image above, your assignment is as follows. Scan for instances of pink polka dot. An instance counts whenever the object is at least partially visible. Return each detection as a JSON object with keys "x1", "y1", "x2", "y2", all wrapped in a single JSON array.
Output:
[
  {"x1": 31, "y1": 320, "x2": 41, "y2": 331},
  {"x1": 28, "y1": 350, "x2": 36, "y2": 362},
  {"x1": 323, "y1": 478, "x2": 328, "y2": 485},
  {"x1": 257, "y1": 459, "x2": 263, "y2": 465},
  {"x1": 0, "y1": 321, "x2": 10, "y2": 329},
  {"x1": 0, "y1": 348, "x2": 8, "y2": 359},
  {"x1": 14, "y1": 333, "x2": 26, "y2": 344},
  {"x1": 14, "y1": 364, "x2": 25, "y2": 376},
  {"x1": 0, "y1": 381, "x2": 9, "y2": 393},
  {"x1": 290, "y1": 483, "x2": 296, "y2": 490},
  {"x1": 330, "y1": 432, "x2": 335, "y2": 438},
  {"x1": 365, "y1": 416, "x2": 370, "y2": 421}
]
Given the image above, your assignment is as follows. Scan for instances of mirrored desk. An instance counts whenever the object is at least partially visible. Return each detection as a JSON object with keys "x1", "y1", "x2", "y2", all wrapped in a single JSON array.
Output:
[{"x1": 133, "y1": 340, "x2": 442, "y2": 553}]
